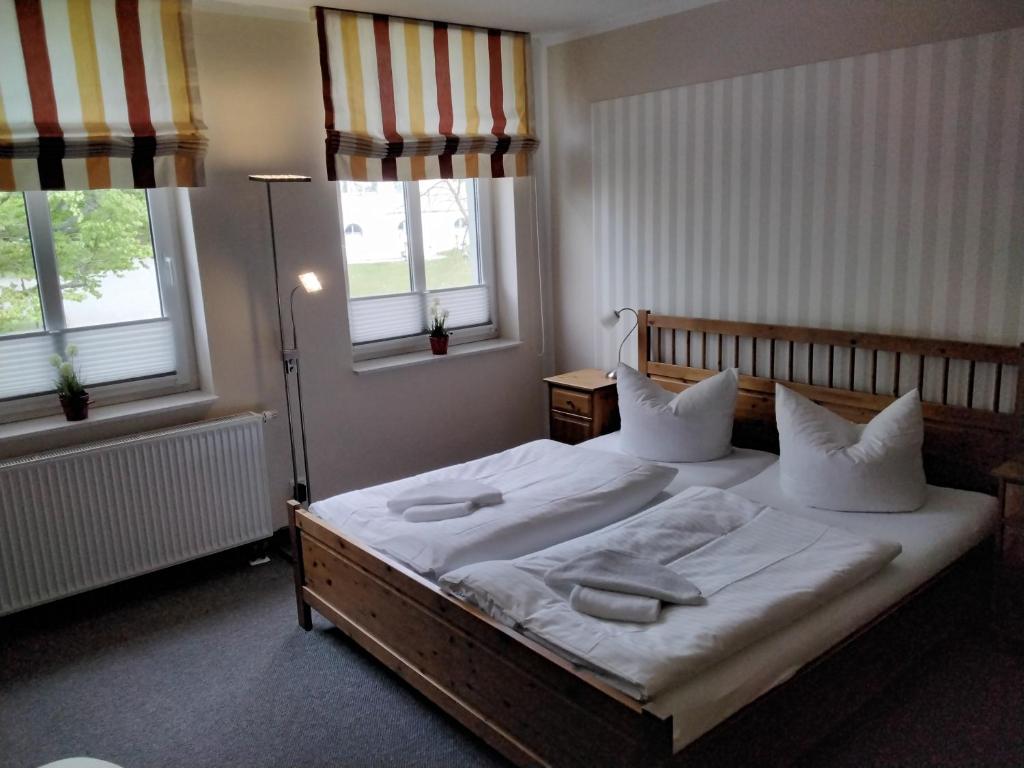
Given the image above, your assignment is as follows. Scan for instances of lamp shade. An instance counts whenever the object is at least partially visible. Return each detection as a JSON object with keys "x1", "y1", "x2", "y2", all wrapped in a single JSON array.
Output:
[
  {"x1": 299, "y1": 272, "x2": 322, "y2": 294},
  {"x1": 248, "y1": 174, "x2": 312, "y2": 183}
]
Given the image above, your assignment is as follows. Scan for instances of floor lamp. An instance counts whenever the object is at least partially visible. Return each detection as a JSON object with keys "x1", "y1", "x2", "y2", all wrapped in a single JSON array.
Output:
[{"x1": 249, "y1": 174, "x2": 316, "y2": 503}]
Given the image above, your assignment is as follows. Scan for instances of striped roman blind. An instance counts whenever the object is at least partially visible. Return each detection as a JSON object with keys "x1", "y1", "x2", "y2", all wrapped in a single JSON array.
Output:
[
  {"x1": 315, "y1": 6, "x2": 538, "y2": 181},
  {"x1": 0, "y1": 0, "x2": 207, "y2": 191}
]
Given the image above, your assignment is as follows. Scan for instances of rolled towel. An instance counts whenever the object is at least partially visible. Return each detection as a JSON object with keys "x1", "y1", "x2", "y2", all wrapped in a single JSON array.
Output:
[
  {"x1": 570, "y1": 585, "x2": 661, "y2": 623},
  {"x1": 403, "y1": 501, "x2": 476, "y2": 523},
  {"x1": 388, "y1": 479, "x2": 503, "y2": 513},
  {"x1": 546, "y1": 549, "x2": 703, "y2": 605}
]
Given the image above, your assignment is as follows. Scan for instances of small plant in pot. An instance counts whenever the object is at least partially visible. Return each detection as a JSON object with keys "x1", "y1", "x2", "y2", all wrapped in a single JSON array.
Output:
[
  {"x1": 428, "y1": 299, "x2": 450, "y2": 355},
  {"x1": 50, "y1": 345, "x2": 90, "y2": 421}
]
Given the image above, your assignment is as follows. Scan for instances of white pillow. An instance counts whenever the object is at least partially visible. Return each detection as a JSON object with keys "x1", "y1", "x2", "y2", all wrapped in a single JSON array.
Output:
[
  {"x1": 775, "y1": 384, "x2": 926, "y2": 512},
  {"x1": 616, "y1": 364, "x2": 737, "y2": 462}
]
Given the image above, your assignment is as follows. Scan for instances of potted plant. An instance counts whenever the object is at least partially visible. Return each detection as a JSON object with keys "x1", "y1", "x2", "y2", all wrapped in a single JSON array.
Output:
[
  {"x1": 50, "y1": 345, "x2": 90, "y2": 421},
  {"x1": 429, "y1": 298, "x2": 450, "y2": 355}
]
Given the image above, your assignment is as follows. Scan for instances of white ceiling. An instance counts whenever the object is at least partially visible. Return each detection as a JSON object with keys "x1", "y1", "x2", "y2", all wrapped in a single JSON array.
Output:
[{"x1": 200, "y1": 0, "x2": 723, "y2": 41}]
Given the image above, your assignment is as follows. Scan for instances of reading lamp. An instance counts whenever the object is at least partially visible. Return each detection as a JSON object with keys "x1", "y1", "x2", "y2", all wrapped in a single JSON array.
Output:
[
  {"x1": 249, "y1": 173, "x2": 316, "y2": 502},
  {"x1": 600, "y1": 307, "x2": 640, "y2": 378}
]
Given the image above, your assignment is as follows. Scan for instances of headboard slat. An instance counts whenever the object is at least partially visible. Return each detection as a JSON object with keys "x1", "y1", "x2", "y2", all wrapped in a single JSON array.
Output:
[{"x1": 638, "y1": 312, "x2": 1022, "y2": 494}]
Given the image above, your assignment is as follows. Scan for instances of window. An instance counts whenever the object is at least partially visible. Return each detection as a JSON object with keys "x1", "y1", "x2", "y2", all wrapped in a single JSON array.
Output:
[
  {"x1": 0, "y1": 189, "x2": 196, "y2": 421},
  {"x1": 339, "y1": 179, "x2": 495, "y2": 359}
]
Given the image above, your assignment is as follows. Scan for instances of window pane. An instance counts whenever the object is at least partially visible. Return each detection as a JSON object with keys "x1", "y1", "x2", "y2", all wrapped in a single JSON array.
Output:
[
  {"x1": 340, "y1": 181, "x2": 411, "y2": 298},
  {"x1": 420, "y1": 180, "x2": 479, "y2": 290},
  {"x1": 0, "y1": 192, "x2": 44, "y2": 336},
  {"x1": 48, "y1": 190, "x2": 163, "y2": 328}
]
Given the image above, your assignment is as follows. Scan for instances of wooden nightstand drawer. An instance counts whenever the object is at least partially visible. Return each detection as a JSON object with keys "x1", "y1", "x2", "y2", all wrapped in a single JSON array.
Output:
[
  {"x1": 550, "y1": 411, "x2": 593, "y2": 445},
  {"x1": 550, "y1": 387, "x2": 592, "y2": 417},
  {"x1": 1004, "y1": 525, "x2": 1024, "y2": 569},
  {"x1": 1007, "y1": 484, "x2": 1024, "y2": 522}
]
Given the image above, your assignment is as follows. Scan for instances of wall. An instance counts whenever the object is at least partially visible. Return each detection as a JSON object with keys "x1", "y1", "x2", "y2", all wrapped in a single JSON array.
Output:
[
  {"x1": 592, "y1": 27, "x2": 1024, "y2": 368},
  {"x1": 545, "y1": 0, "x2": 1024, "y2": 372},
  {"x1": 6, "y1": 7, "x2": 548, "y2": 527}
]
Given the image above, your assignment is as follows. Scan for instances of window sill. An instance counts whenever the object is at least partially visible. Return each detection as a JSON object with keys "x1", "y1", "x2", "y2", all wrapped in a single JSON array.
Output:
[
  {"x1": 0, "y1": 390, "x2": 218, "y2": 443},
  {"x1": 352, "y1": 338, "x2": 523, "y2": 374}
]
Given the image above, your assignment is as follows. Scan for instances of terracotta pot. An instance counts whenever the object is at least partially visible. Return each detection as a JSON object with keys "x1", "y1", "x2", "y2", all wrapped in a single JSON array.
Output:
[
  {"x1": 60, "y1": 392, "x2": 90, "y2": 421},
  {"x1": 429, "y1": 334, "x2": 450, "y2": 355}
]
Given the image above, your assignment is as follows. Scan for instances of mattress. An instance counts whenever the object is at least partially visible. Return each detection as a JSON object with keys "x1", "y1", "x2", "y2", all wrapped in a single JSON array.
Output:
[
  {"x1": 308, "y1": 439, "x2": 675, "y2": 578},
  {"x1": 581, "y1": 431, "x2": 778, "y2": 495},
  {"x1": 651, "y1": 463, "x2": 999, "y2": 751}
]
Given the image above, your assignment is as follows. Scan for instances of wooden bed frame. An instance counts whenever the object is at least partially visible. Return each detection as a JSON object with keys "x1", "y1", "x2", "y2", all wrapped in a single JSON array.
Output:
[{"x1": 289, "y1": 314, "x2": 1023, "y2": 767}]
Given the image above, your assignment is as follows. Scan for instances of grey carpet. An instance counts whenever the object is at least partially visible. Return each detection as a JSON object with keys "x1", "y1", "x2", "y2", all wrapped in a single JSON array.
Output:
[
  {"x1": 1, "y1": 552, "x2": 1021, "y2": 768},
  {"x1": 0, "y1": 553, "x2": 508, "y2": 768}
]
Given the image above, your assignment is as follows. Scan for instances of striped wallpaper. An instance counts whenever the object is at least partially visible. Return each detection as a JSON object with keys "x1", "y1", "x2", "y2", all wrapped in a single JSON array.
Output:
[{"x1": 593, "y1": 26, "x2": 1024, "y2": 372}]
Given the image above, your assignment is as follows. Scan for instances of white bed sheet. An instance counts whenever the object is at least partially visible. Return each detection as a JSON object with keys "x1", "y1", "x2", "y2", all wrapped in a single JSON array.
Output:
[
  {"x1": 651, "y1": 463, "x2": 999, "y2": 751},
  {"x1": 308, "y1": 439, "x2": 676, "y2": 579},
  {"x1": 441, "y1": 486, "x2": 901, "y2": 701},
  {"x1": 582, "y1": 431, "x2": 778, "y2": 495}
]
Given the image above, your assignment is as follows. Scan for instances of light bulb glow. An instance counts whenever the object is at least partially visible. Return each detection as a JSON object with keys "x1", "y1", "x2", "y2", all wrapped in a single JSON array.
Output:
[{"x1": 299, "y1": 272, "x2": 322, "y2": 293}]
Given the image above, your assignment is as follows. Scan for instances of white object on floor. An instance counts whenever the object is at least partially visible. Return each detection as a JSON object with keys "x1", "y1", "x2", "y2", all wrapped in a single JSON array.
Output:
[
  {"x1": 775, "y1": 384, "x2": 926, "y2": 512},
  {"x1": 442, "y1": 485, "x2": 900, "y2": 701},
  {"x1": 37, "y1": 759, "x2": 123, "y2": 768},
  {"x1": 581, "y1": 431, "x2": 778, "y2": 496},
  {"x1": 649, "y1": 463, "x2": 999, "y2": 751},
  {"x1": 309, "y1": 439, "x2": 676, "y2": 578},
  {"x1": 616, "y1": 364, "x2": 738, "y2": 462},
  {"x1": 387, "y1": 479, "x2": 503, "y2": 513},
  {"x1": 402, "y1": 501, "x2": 476, "y2": 523}
]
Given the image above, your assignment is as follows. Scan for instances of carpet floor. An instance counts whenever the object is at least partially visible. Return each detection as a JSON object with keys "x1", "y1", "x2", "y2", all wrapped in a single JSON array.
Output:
[{"x1": 1, "y1": 551, "x2": 1021, "y2": 768}]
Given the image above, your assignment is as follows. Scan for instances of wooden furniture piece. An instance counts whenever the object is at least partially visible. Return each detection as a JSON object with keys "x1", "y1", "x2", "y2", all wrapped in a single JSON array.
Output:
[
  {"x1": 289, "y1": 314, "x2": 1022, "y2": 768},
  {"x1": 993, "y1": 453, "x2": 1024, "y2": 646},
  {"x1": 544, "y1": 368, "x2": 619, "y2": 445}
]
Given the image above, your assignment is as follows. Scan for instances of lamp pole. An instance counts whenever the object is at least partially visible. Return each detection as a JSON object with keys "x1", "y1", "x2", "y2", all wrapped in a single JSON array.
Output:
[{"x1": 249, "y1": 174, "x2": 312, "y2": 502}]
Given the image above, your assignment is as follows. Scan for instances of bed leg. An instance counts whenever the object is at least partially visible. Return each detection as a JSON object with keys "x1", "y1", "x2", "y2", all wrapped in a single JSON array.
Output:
[{"x1": 288, "y1": 500, "x2": 313, "y2": 631}]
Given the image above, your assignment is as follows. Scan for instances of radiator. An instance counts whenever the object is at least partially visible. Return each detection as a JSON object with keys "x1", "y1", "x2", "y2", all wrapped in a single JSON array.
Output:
[{"x1": 0, "y1": 412, "x2": 273, "y2": 615}]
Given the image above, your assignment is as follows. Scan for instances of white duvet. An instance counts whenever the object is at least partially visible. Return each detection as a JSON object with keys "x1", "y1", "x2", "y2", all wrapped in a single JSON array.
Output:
[
  {"x1": 441, "y1": 486, "x2": 901, "y2": 700},
  {"x1": 309, "y1": 439, "x2": 676, "y2": 578}
]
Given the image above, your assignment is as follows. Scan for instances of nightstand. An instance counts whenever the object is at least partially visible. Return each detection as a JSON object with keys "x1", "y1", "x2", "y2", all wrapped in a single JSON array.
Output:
[
  {"x1": 544, "y1": 369, "x2": 619, "y2": 445},
  {"x1": 993, "y1": 453, "x2": 1024, "y2": 647}
]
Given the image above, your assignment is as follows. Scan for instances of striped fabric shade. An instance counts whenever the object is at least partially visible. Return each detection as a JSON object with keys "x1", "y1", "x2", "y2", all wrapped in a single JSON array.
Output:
[
  {"x1": 0, "y1": 0, "x2": 206, "y2": 191},
  {"x1": 315, "y1": 7, "x2": 538, "y2": 181}
]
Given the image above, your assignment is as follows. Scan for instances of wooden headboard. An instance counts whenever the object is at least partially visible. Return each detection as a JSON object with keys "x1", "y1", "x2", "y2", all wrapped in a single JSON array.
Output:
[{"x1": 636, "y1": 311, "x2": 1023, "y2": 495}]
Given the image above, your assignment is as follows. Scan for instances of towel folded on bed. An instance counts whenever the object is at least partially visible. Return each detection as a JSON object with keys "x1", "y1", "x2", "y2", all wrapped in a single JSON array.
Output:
[
  {"x1": 545, "y1": 549, "x2": 704, "y2": 605},
  {"x1": 387, "y1": 479, "x2": 503, "y2": 514},
  {"x1": 402, "y1": 501, "x2": 476, "y2": 523},
  {"x1": 547, "y1": 549, "x2": 703, "y2": 623},
  {"x1": 569, "y1": 585, "x2": 661, "y2": 623}
]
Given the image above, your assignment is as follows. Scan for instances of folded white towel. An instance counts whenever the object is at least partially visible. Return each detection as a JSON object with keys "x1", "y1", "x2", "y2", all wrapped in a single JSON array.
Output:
[
  {"x1": 545, "y1": 549, "x2": 703, "y2": 605},
  {"x1": 569, "y1": 585, "x2": 661, "y2": 623},
  {"x1": 387, "y1": 479, "x2": 503, "y2": 514},
  {"x1": 403, "y1": 501, "x2": 476, "y2": 523}
]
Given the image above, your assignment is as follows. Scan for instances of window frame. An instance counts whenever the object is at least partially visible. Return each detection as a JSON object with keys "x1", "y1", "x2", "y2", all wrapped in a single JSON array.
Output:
[
  {"x1": 0, "y1": 188, "x2": 198, "y2": 424},
  {"x1": 340, "y1": 178, "x2": 499, "y2": 362}
]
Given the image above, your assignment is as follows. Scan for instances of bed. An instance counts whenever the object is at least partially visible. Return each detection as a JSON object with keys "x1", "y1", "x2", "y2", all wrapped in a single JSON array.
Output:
[
  {"x1": 306, "y1": 436, "x2": 775, "y2": 579},
  {"x1": 289, "y1": 313, "x2": 1022, "y2": 767},
  {"x1": 442, "y1": 467, "x2": 1000, "y2": 751}
]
